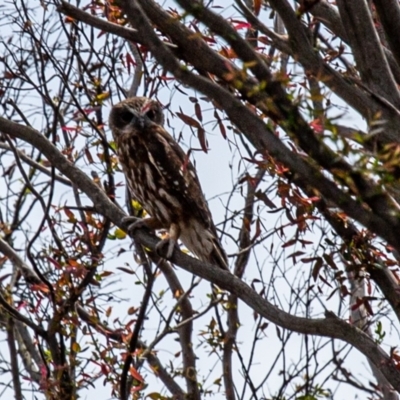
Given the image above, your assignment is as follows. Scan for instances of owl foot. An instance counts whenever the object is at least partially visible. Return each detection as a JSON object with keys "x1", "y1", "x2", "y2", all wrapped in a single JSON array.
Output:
[
  {"x1": 155, "y1": 238, "x2": 178, "y2": 259},
  {"x1": 122, "y1": 216, "x2": 163, "y2": 235},
  {"x1": 122, "y1": 216, "x2": 151, "y2": 234}
]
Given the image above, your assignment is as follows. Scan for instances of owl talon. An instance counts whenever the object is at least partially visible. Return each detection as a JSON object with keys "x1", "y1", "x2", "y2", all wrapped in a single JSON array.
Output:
[
  {"x1": 122, "y1": 216, "x2": 151, "y2": 234},
  {"x1": 156, "y1": 238, "x2": 177, "y2": 259}
]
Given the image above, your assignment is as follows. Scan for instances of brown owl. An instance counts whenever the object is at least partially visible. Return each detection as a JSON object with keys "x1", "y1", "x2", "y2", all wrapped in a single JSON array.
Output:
[{"x1": 109, "y1": 97, "x2": 228, "y2": 270}]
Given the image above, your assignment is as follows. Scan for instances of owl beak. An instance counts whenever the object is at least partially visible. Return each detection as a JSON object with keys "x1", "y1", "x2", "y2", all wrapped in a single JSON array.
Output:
[{"x1": 126, "y1": 107, "x2": 146, "y2": 130}]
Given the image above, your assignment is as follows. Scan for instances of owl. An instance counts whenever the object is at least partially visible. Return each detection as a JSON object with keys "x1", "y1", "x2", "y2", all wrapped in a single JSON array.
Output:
[{"x1": 109, "y1": 97, "x2": 229, "y2": 270}]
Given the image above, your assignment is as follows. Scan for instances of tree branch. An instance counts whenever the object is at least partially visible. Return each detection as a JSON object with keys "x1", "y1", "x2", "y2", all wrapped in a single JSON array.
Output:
[{"x1": 336, "y1": 0, "x2": 400, "y2": 107}]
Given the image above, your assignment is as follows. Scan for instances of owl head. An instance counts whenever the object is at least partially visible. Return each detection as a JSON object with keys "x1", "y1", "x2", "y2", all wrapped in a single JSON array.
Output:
[{"x1": 108, "y1": 97, "x2": 164, "y2": 135}]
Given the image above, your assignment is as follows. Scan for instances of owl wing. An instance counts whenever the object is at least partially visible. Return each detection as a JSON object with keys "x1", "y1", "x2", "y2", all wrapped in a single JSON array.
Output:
[{"x1": 144, "y1": 123, "x2": 214, "y2": 227}]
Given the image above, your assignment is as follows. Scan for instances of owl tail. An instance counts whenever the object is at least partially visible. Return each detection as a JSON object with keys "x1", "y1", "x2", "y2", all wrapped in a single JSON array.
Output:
[
  {"x1": 180, "y1": 221, "x2": 229, "y2": 271},
  {"x1": 209, "y1": 238, "x2": 229, "y2": 271}
]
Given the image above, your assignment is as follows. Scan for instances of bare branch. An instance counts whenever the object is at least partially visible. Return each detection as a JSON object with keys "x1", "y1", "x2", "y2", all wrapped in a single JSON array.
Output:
[
  {"x1": 0, "y1": 238, "x2": 41, "y2": 284},
  {"x1": 76, "y1": 304, "x2": 186, "y2": 400},
  {"x1": 0, "y1": 143, "x2": 72, "y2": 186},
  {"x1": 126, "y1": 43, "x2": 143, "y2": 98}
]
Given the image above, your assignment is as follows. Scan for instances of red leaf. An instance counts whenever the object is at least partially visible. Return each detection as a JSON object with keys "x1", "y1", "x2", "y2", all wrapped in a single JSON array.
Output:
[
  {"x1": 126, "y1": 52, "x2": 135, "y2": 75},
  {"x1": 251, "y1": 218, "x2": 262, "y2": 242},
  {"x1": 85, "y1": 148, "x2": 94, "y2": 164},
  {"x1": 197, "y1": 127, "x2": 208, "y2": 153},
  {"x1": 64, "y1": 207, "x2": 77, "y2": 223},
  {"x1": 31, "y1": 283, "x2": 51, "y2": 293},
  {"x1": 47, "y1": 257, "x2": 62, "y2": 269},
  {"x1": 323, "y1": 253, "x2": 338, "y2": 270},
  {"x1": 281, "y1": 239, "x2": 296, "y2": 248},
  {"x1": 233, "y1": 22, "x2": 252, "y2": 30},
  {"x1": 312, "y1": 257, "x2": 323, "y2": 281},
  {"x1": 219, "y1": 46, "x2": 237, "y2": 59},
  {"x1": 130, "y1": 366, "x2": 144, "y2": 382},
  {"x1": 176, "y1": 111, "x2": 201, "y2": 128},
  {"x1": 310, "y1": 118, "x2": 324, "y2": 134},
  {"x1": 195, "y1": 103, "x2": 202, "y2": 122},
  {"x1": 214, "y1": 110, "x2": 226, "y2": 139},
  {"x1": 61, "y1": 126, "x2": 78, "y2": 132}
]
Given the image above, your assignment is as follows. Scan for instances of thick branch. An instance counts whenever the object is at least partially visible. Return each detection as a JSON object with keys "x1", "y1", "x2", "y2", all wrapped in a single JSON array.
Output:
[{"x1": 336, "y1": 0, "x2": 400, "y2": 108}]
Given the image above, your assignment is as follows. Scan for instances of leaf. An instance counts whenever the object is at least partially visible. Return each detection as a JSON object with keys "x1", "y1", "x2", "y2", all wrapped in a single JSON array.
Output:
[
  {"x1": 323, "y1": 253, "x2": 338, "y2": 270},
  {"x1": 213, "y1": 378, "x2": 222, "y2": 386},
  {"x1": 64, "y1": 16, "x2": 75, "y2": 24},
  {"x1": 214, "y1": 110, "x2": 227, "y2": 139},
  {"x1": 281, "y1": 239, "x2": 296, "y2": 248},
  {"x1": 85, "y1": 148, "x2": 94, "y2": 164},
  {"x1": 310, "y1": 118, "x2": 324, "y2": 133},
  {"x1": 260, "y1": 322, "x2": 269, "y2": 331},
  {"x1": 219, "y1": 46, "x2": 237, "y2": 59},
  {"x1": 197, "y1": 127, "x2": 208, "y2": 153},
  {"x1": 233, "y1": 22, "x2": 252, "y2": 30},
  {"x1": 68, "y1": 259, "x2": 81, "y2": 268},
  {"x1": 127, "y1": 306, "x2": 138, "y2": 315},
  {"x1": 95, "y1": 92, "x2": 110, "y2": 103},
  {"x1": 255, "y1": 190, "x2": 276, "y2": 209},
  {"x1": 194, "y1": 102, "x2": 202, "y2": 121},
  {"x1": 131, "y1": 199, "x2": 144, "y2": 213},
  {"x1": 47, "y1": 257, "x2": 62, "y2": 269},
  {"x1": 0, "y1": 273, "x2": 12, "y2": 283},
  {"x1": 251, "y1": 217, "x2": 261, "y2": 242},
  {"x1": 147, "y1": 393, "x2": 167, "y2": 400},
  {"x1": 326, "y1": 287, "x2": 338, "y2": 301},
  {"x1": 64, "y1": 207, "x2": 77, "y2": 223},
  {"x1": 61, "y1": 126, "x2": 79, "y2": 132},
  {"x1": 176, "y1": 110, "x2": 201, "y2": 128},
  {"x1": 31, "y1": 283, "x2": 51, "y2": 293},
  {"x1": 276, "y1": 326, "x2": 282, "y2": 340},
  {"x1": 129, "y1": 366, "x2": 144, "y2": 382},
  {"x1": 254, "y1": 0, "x2": 262, "y2": 15},
  {"x1": 114, "y1": 228, "x2": 127, "y2": 239},
  {"x1": 312, "y1": 257, "x2": 323, "y2": 281},
  {"x1": 287, "y1": 250, "x2": 306, "y2": 260},
  {"x1": 72, "y1": 342, "x2": 81, "y2": 353},
  {"x1": 126, "y1": 52, "x2": 135, "y2": 75},
  {"x1": 117, "y1": 267, "x2": 135, "y2": 274}
]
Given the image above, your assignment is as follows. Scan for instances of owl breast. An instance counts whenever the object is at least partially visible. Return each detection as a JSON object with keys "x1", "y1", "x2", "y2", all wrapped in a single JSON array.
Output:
[{"x1": 117, "y1": 134, "x2": 181, "y2": 227}]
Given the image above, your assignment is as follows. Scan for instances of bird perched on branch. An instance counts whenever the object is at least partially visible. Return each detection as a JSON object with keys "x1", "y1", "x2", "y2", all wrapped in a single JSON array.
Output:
[{"x1": 109, "y1": 97, "x2": 229, "y2": 270}]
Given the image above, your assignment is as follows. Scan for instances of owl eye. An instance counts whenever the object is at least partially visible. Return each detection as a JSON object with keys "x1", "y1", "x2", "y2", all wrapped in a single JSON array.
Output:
[
  {"x1": 145, "y1": 109, "x2": 156, "y2": 121},
  {"x1": 119, "y1": 110, "x2": 133, "y2": 124}
]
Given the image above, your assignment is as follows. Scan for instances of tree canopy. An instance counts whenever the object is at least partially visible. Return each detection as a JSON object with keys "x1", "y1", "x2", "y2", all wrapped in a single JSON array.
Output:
[{"x1": 1, "y1": 1, "x2": 400, "y2": 399}]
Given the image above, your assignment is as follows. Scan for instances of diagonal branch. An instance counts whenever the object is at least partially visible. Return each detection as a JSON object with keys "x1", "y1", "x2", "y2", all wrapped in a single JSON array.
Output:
[
  {"x1": 336, "y1": 0, "x2": 400, "y2": 108},
  {"x1": 0, "y1": 238, "x2": 41, "y2": 284},
  {"x1": 371, "y1": 0, "x2": 400, "y2": 69}
]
